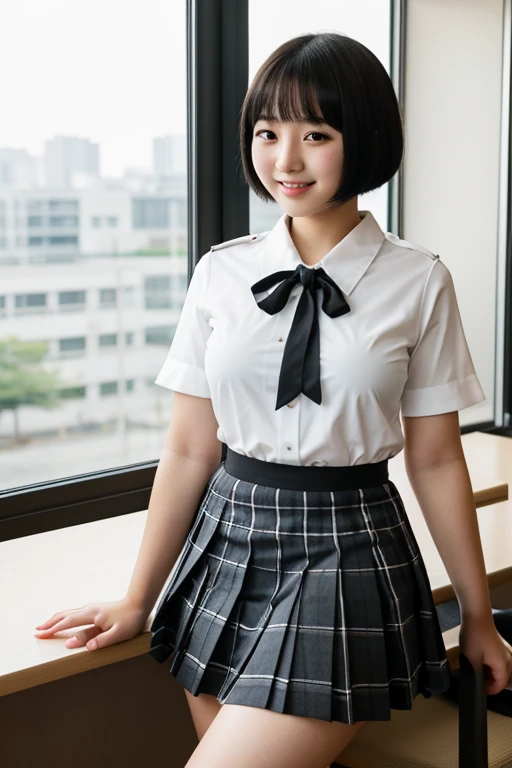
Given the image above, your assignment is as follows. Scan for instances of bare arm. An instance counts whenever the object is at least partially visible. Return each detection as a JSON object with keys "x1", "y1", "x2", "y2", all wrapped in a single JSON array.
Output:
[
  {"x1": 402, "y1": 411, "x2": 492, "y2": 622},
  {"x1": 124, "y1": 391, "x2": 222, "y2": 616}
]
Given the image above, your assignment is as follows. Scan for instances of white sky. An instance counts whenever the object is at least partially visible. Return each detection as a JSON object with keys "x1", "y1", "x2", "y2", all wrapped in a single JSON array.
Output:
[{"x1": 0, "y1": 0, "x2": 388, "y2": 178}]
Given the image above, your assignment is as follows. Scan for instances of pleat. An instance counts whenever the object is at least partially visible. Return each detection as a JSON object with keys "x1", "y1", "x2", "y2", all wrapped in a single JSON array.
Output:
[
  {"x1": 362, "y1": 483, "x2": 451, "y2": 711},
  {"x1": 148, "y1": 470, "x2": 227, "y2": 664},
  {"x1": 330, "y1": 490, "x2": 352, "y2": 724},
  {"x1": 172, "y1": 541, "x2": 252, "y2": 695},
  {"x1": 220, "y1": 567, "x2": 306, "y2": 708},
  {"x1": 269, "y1": 491, "x2": 341, "y2": 722},
  {"x1": 388, "y1": 484, "x2": 452, "y2": 695},
  {"x1": 331, "y1": 492, "x2": 392, "y2": 724},
  {"x1": 331, "y1": 497, "x2": 353, "y2": 723},
  {"x1": 178, "y1": 484, "x2": 293, "y2": 702},
  {"x1": 364, "y1": 494, "x2": 421, "y2": 710},
  {"x1": 265, "y1": 572, "x2": 304, "y2": 712},
  {"x1": 216, "y1": 485, "x2": 304, "y2": 706},
  {"x1": 410, "y1": 556, "x2": 452, "y2": 692},
  {"x1": 167, "y1": 558, "x2": 212, "y2": 660},
  {"x1": 170, "y1": 486, "x2": 257, "y2": 695}
]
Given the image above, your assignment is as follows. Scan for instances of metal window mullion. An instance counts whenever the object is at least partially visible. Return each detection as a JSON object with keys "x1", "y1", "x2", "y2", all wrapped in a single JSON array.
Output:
[
  {"x1": 187, "y1": 0, "x2": 249, "y2": 277},
  {"x1": 495, "y1": 0, "x2": 512, "y2": 428}
]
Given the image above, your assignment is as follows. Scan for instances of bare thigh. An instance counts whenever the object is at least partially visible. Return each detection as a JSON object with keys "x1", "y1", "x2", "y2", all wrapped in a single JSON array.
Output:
[
  {"x1": 184, "y1": 690, "x2": 223, "y2": 742},
  {"x1": 183, "y1": 699, "x2": 367, "y2": 768}
]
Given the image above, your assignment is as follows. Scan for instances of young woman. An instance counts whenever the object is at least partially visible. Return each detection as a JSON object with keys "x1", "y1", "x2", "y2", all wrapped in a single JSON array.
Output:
[{"x1": 35, "y1": 32, "x2": 512, "y2": 768}]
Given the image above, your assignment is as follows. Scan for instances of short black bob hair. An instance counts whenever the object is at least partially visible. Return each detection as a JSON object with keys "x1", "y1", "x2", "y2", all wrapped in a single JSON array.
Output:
[{"x1": 239, "y1": 32, "x2": 404, "y2": 207}]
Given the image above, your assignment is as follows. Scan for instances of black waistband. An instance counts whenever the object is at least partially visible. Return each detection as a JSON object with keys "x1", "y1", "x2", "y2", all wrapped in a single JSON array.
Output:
[{"x1": 224, "y1": 447, "x2": 389, "y2": 491}]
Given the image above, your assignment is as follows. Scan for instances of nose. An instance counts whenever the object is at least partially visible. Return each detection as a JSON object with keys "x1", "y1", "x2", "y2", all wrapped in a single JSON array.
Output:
[{"x1": 275, "y1": 138, "x2": 304, "y2": 174}]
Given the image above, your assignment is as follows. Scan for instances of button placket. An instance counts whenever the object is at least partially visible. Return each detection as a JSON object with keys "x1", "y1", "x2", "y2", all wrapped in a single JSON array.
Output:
[
  {"x1": 283, "y1": 393, "x2": 300, "y2": 460},
  {"x1": 274, "y1": 289, "x2": 300, "y2": 461}
]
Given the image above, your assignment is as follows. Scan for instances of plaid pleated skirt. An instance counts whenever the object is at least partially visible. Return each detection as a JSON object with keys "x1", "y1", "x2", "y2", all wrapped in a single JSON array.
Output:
[{"x1": 148, "y1": 447, "x2": 452, "y2": 724}]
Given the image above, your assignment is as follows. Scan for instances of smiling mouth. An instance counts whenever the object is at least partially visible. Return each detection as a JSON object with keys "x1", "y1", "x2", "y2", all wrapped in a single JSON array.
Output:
[{"x1": 278, "y1": 181, "x2": 315, "y2": 189}]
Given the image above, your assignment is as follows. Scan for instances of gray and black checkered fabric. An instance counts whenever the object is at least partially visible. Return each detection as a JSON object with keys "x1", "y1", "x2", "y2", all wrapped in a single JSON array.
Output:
[{"x1": 149, "y1": 462, "x2": 452, "y2": 724}]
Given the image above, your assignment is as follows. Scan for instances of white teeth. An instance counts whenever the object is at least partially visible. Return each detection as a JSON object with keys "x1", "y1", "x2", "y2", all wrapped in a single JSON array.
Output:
[{"x1": 281, "y1": 182, "x2": 311, "y2": 188}]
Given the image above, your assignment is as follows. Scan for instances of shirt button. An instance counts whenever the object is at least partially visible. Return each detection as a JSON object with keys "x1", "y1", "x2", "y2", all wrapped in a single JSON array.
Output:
[
  {"x1": 286, "y1": 444, "x2": 292, "y2": 451},
  {"x1": 287, "y1": 398, "x2": 298, "y2": 408},
  {"x1": 311, "y1": 460, "x2": 328, "y2": 467},
  {"x1": 277, "y1": 337, "x2": 284, "y2": 342}
]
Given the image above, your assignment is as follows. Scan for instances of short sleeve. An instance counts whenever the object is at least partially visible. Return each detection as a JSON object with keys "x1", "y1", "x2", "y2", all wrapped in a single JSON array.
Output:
[
  {"x1": 154, "y1": 251, "x2": 212, "y2": 398},
  {"x1": 401, "y1": 258, "x2": 486, "y2": 417}
]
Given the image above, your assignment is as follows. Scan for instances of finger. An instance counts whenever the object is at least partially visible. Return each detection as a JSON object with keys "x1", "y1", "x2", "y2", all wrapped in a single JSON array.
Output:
[
  {"x1": 65, "y1": 636, "x2": 83, "y2": 649},
  {"x1": 65, "y1": 627, "x2": 101, "y2": 649},
  {"x1": 35, "y1": 609, "x2": 87, "y2": 631},
  {"x1": 35, "y1": 607, "x2": 87, "y2": 629},
  {"x1": 85, "y1": 625, "x2": 119, "y2": 651},
  {"x1": 485, "y1": 666, "x2": 509, "y2": 695},
  {"x1": 34, "y1": 615, "x2": 94, "y2": 637}
]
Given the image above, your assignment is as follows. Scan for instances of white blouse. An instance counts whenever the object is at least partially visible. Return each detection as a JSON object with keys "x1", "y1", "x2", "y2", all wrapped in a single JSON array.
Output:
[{"x1": 155, "y1": 210, "x2": 486, "y2": 466}]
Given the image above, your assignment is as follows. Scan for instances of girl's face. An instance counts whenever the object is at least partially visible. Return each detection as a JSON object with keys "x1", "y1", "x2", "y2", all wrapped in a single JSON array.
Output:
[{"x1": 251, "y1": 118, "x2": 344, "y2": 215}]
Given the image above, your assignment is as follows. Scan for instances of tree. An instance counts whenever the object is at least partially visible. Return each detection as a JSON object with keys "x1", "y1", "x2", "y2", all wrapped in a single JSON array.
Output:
[{"x1": 0, "y1": 336, "x2": 64, "y2": 444}]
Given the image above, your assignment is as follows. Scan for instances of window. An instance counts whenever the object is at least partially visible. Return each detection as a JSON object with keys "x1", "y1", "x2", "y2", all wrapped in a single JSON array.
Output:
[
  {"x1": 49, "y1": 235, "x2": 78, "y2": 246},
  {"x1": 132, "y1": 198, "x2": 171, "y2": 229},
  {"x1": 100, "y1": 381, "x2": 118, "y2": 396},
  {"x1": 50, "y1": 216, "x2": 79, "y2": 227},
  {"x1": 59, "y1": 337, "x2": 86, "y2": 356},
  {"x1": 99, "y1": 333, "x2": 117, "y2": 347},
  {"x1": 145, "y1": 275, "x2": 172, "y2": 309},
  {"x1": 49, "y1": 200, "x2": 78, "y2": 212},
  {"x1": 0, "y1": 0, "x2": 187, "y2": 493},
  {"x1": 99, "y1": 288, "x2": 117, "y2": 308},
  {"x1": 59, "y1": 386, "x2": 87, "y2": 400},
  {"x1": 59, "y1": 290, "x2": 86, "y2": 309},
  {"x1": 14, "y1": 293, "x2": 46, "y2": 310},
  {"x1": 145, "y1": 325, "x2": 175, "y2": 345}
]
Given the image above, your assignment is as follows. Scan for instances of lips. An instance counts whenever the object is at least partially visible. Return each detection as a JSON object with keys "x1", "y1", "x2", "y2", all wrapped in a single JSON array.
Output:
[{"x1": 278, "y1": 181, "x2": 314, "y2": 187}]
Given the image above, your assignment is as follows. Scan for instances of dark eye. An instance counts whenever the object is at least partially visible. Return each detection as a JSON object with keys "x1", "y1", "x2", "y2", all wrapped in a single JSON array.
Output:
[
  {"x1": 257, "y1": 130, "x2": 275, "y2": 140},
  {"x1": 254, "y1": 129, "x2": 328, "y2": 141}
]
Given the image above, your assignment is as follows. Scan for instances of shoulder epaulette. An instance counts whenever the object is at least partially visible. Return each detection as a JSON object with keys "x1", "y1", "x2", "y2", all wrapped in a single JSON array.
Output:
[
  {"x1": 384, "y1": 231, "x2": 439, "y2": 260},
  {"x1": 210, "y1": 232, "x2": 264, "y2": 252}
]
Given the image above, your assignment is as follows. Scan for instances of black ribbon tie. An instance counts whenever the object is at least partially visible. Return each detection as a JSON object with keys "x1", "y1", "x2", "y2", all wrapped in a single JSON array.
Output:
[{"x1": 250, "y1": 263, "x2": 351, "y2": 410}]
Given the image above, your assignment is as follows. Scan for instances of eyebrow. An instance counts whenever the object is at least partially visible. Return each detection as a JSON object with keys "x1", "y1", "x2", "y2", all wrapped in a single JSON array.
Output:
[{"x1": 255, "y1": 115, "x2": 327, "y2": 126}]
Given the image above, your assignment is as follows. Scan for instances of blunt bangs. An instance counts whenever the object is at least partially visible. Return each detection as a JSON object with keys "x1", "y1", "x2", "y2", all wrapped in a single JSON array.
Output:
[{"x1": 239, "y1": 32, "x2": 404, "y2": 206}]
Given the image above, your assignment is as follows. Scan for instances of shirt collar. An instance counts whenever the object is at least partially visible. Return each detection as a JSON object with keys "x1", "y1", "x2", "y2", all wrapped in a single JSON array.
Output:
[{"x1": 262, "y1": 209, "x2": 386, "y2": 296}]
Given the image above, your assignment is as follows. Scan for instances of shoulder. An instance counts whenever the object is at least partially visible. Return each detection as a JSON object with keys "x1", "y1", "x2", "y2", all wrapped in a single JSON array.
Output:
[
  {"x1": 384, "y1": 231, "x2": 440, "y2": 262},
  {"x1": 210, "y1": 231, "x2": 267, "y2": 252}
]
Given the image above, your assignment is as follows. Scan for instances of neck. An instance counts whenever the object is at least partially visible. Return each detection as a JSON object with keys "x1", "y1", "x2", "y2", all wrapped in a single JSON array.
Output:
[{"x1": 287, "y1": 199, "x2": 361, "y2": 266}]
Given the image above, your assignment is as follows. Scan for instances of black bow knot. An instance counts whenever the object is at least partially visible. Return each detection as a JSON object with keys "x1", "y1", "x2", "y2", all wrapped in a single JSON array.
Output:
[{"x1": 251, "y1": 263, "x2": 351, "y2": 410}]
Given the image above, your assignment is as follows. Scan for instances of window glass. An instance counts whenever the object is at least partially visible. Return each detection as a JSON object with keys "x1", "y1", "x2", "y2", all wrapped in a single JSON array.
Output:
[{"x1": 0, "y1": 0, "x2": 187, "y2": 489}]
